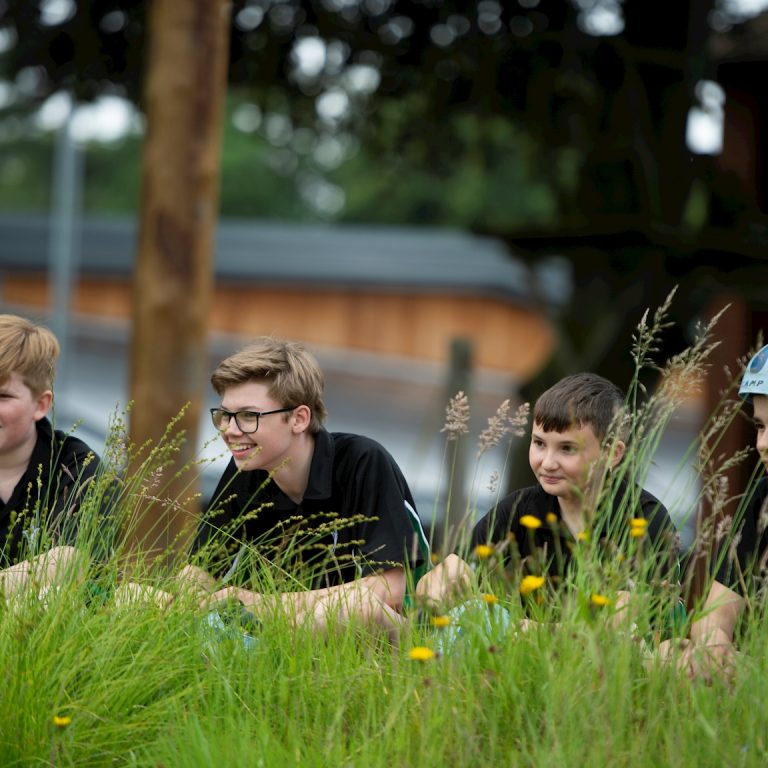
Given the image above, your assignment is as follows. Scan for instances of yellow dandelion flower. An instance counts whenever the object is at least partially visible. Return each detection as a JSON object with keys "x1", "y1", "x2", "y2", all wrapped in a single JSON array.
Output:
[
  {"x1": 630, "y1": 518, "x2": 648, "y2": 538},
  {"x1": 520, "y1": 515, "x2": 542, "y2": 530},
  {"x1": 590, "y1": 593, "x2": 611, "y2": 607},
  {"x1": 481, "y1": 593, "x2": 499, "y2": 605},
  {"x1": 474, "y1": 544, "x2": 495, "y2": 560},
  {"x1": 408, "y1": 646, "x2": 436, "y2": 662},
  {"x1": 519, "y1": 575, "x2": 545, "y2": 597},
  {"x1": 430, "y1": 615, "x2": 452, "y2": 628},
  {"x1": 53, "y1": 715, "x2": 72, "y2": 728},
  {"x1": 576, "y1": 531, "x2": 590, "y2": 542},
  {"x1": 546, "y1": 512, "x2": 558, "y2": 524}
]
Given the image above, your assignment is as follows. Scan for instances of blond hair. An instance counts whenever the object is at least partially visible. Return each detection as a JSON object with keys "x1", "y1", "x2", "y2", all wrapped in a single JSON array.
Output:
[
  {"x1": 211, "y1": 336, "x2": 327, "y2": 433},
  {"x1": 0, "y1": 314, "x2": 59, "y2": 395}
]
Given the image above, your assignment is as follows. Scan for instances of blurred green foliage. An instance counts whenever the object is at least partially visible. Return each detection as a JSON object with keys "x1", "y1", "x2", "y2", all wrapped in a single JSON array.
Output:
[
  {"x1": 0, "y1": 130, "x2": 54, "y2": 210},
  {"x1": 0, "y1": 95, "x2": 562, "y2": 229}
]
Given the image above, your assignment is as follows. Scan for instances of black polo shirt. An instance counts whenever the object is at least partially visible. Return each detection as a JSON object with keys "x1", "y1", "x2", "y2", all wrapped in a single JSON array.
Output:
[
  {"x1": 714, "y1": 477, "x2": 768, "y2": 594},
  {"x1": 468, "y1": 480, "x2": 678, "y2": 583},
  {"x1": 0, "y1": 417, "x2": 99, "y2": 566},
  {"x1": 195, "y1": 429, "x2": 429, "y2": 589}
]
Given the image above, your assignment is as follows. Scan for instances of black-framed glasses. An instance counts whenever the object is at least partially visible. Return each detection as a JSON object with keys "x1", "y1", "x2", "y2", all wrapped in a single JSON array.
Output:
[{"x1": 210, "y1": 406, "x2": 295, "y2": 434}]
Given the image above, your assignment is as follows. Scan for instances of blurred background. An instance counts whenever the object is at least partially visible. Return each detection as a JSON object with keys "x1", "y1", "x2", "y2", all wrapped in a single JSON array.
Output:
[{"x1": 1, "y1": 0, "x2": 767, "y2": 552}]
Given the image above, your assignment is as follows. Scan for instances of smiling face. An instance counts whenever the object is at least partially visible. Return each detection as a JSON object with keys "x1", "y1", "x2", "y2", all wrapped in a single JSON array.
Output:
[
  {"x1": 217, "y1": 379, "x2": 302, "y2": 473},
  {"x1": 753, "y1": 395, "x2": 768, "y2": 474},
  {"x1": 0, "y1": 371, "x2": 52, "y2": 463},
  {"x1": 528, "y1": 420, "x2": 620, "y2": 503}
]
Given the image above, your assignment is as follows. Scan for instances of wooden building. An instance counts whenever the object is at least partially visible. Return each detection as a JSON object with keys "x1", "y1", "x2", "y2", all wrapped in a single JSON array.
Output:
[{"x1": 0, "y1": 213, "x2": 557, "y2": 383}]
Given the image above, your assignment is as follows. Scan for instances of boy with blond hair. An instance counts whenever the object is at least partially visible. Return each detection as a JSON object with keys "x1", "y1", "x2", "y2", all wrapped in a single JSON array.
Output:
[{"x1": 0, "y1": 314, "x2": 99, "y2": 597}]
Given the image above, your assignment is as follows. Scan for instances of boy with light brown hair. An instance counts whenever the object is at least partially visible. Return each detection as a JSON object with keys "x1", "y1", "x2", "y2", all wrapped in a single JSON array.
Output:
[
  {"x1": 0, "y1": 314, "x2": 99, "y2": 598},
  {"x1": 176, "y1": 336, "x2": 429, "y2": 634}
]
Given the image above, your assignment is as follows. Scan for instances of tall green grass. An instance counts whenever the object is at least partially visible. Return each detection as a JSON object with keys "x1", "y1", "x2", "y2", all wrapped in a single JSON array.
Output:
[{"x1": 5, "y1": 583, "x2": 767, "y2": 766}]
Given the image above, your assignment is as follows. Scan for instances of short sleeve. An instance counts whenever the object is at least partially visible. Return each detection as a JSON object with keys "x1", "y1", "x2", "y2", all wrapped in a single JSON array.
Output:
[{"x1": 336, "y1": 437, "x2": 428, "y2": 576}]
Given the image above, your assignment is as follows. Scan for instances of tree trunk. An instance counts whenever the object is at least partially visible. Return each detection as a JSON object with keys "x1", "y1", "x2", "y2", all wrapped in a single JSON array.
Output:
[{"x1": 128, "y1": 0, "x2": 231, "y2": 564}]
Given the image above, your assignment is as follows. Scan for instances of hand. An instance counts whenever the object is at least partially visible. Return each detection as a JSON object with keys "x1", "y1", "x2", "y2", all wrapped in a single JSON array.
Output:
[
  {"x1": 518, "y1": 618, "x2": 535, "y2": 634},
  {"x1": 201, "y1": 586, "x2": 263, "y2": 612},
  {"x1": 176, "y1": 564, "x2": 216, "y2": 600},
  {"x1": 415, "y1": 554, "x2": 472, "y2": 610},
  {"x1": 113, "y1": 581, "x2": 174, "y2": 609},
  {"x1": 678, "y1": 631, "x2": 739, "y2": 684},
  {"x1": 307, "y1": 583, "x2": 405, "y2": 644}
]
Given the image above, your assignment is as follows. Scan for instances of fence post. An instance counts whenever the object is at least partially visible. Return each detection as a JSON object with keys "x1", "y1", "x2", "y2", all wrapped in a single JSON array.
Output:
[{"x1": 440, "y1": 336, "x2": 474, "y2": 553}]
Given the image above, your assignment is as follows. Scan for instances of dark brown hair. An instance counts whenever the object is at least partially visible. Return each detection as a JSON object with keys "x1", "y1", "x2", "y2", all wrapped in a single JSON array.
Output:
[{"x1": 533, "y1": 372, "x2": 625, "y2": 442}]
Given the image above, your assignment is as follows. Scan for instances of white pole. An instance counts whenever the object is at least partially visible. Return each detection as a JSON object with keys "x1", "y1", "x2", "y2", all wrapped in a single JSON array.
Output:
[{"x1": 47, "y1": 98, "x2": 82, "y2": 394}]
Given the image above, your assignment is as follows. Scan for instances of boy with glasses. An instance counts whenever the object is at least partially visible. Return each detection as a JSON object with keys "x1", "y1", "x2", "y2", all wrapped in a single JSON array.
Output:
[{"x1": 179, "y1": 336, "x2": 428, "y2": 634}]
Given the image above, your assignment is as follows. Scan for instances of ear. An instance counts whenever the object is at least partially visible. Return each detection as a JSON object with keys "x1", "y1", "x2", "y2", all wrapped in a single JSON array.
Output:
[
  {"x1": 291, "y1": 404, "x2": 312, "y2": 434},
  {"x1": 33, "y1": 389, "x2": 53, "y2": 421},
  {"x1": 607, "y1": 439, "x2": 625, "y2": 469}
]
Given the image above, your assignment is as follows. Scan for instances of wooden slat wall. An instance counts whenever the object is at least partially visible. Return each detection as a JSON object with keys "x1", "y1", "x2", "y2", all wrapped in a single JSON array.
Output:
[{"x1": 2, "y1": 274, "x2": 555, "y2": 378}]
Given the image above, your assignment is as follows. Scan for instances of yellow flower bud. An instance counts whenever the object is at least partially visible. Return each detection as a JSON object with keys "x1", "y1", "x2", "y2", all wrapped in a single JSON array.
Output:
[
  {"x1": 53, "y1": 715, "x2": 72, "y2": 728},
  {"x1": 474, "y1": 544, "x2": 495, "y2": 560},
  {"x1": 519, "y1": 575, "x2": 545, "y2": 597},
  {"x1": 408, "y1": 646, "x2": 436, "y2": 661}
]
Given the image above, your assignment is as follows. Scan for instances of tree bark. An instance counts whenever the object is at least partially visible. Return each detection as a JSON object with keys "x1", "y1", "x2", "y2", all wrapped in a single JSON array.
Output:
[{"x1": 128, "y1": 0, "x2": 231, "y2": 563}]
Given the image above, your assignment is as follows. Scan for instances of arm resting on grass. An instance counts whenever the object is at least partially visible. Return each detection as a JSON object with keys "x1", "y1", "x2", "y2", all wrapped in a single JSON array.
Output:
[
  {"x1": 691, "y1": 580, "x2": 744, "y2": 646},
  {"x1": 683, "y1": 580, "x2": 745, "y2": 680},
  {"x1": 206, "y1": 567, "x2": 406, "y2": 635},
  {"x1": 0, "y1": 545, "x2": 84, "y2": 599},
  {"x1": 117, "y1": 565, "x2": 405, "y2": 633},
  {"x1": 113, "y1": 563, "x2": 218, "y2": 609}
]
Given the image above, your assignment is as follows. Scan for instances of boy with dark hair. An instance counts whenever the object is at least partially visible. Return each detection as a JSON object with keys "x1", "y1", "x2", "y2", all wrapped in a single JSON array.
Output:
[
  {"x1": 177, "y1": 336, "x2": 429, "y2": 632},
  {"x1": 417, "y1": 372, "x2": 678, "y2": 614},
  {"x1": 0, "y1": 314, "x2": 99, "y2": 597},
  {"x1": 682, "y1": 344, "x2": 768, "y2": 679}
]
